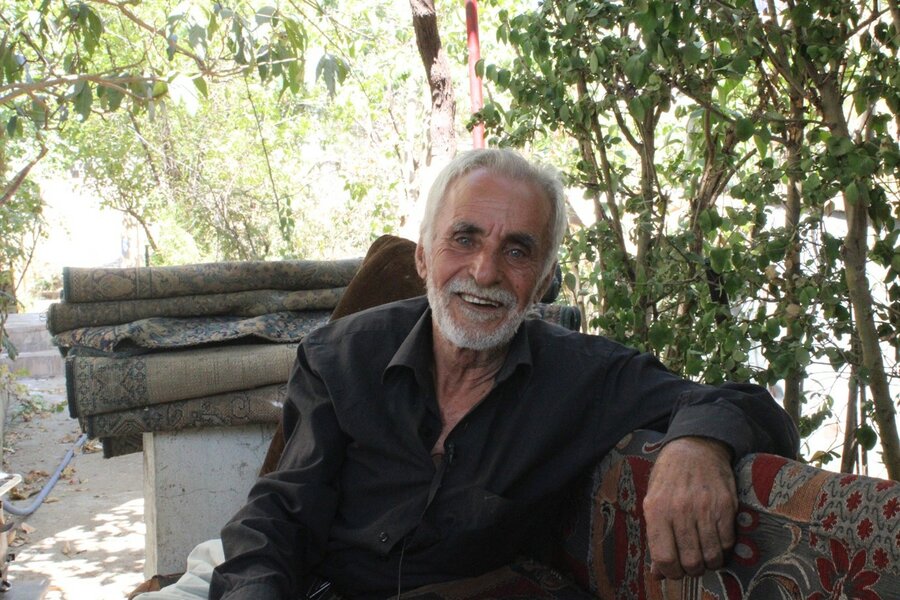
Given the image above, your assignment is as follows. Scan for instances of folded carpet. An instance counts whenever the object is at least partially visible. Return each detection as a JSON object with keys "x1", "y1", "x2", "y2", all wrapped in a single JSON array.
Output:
[
  {"x1": 84, "y1": 383, "x2": 286, "y2": 439},
  {"x1": 61, "y1": 258, "x2": 362, "y2": 303},
  {"x1": 53, "y1": 311, "x2": 330, "y2": 354},
  {"x1": 65, "y1": 342, "x2": 298, "y2": 418},
  {"x1": 47, "y1": 287, "x2": 346, "y2": 334}
]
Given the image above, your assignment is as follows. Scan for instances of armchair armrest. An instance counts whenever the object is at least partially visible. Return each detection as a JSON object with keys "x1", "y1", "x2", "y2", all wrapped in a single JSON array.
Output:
[{"x1": 560, "y1": 430, "x2": 900, "y2": 599}]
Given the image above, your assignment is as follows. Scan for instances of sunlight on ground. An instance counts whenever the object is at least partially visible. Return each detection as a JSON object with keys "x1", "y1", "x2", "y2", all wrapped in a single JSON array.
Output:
[{"x1": 9, "y1": 498, "x2": 145, "y2": 599}]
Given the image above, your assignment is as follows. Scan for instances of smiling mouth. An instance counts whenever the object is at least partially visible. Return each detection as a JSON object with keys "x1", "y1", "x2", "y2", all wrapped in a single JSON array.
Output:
[{"x1": 458, "y1": 293, "x2": 503, "y2": 309}]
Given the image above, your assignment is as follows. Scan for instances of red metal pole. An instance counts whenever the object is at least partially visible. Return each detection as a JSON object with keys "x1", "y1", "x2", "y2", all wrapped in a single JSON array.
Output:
[{"x1": 465, "y1": 0, "x2": 485, "y2": 148}]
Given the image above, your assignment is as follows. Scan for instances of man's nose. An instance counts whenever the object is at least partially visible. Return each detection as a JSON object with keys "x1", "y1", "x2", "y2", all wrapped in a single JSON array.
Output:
[{"x1": 470, "y1": 249, "x2": 501, "y2": 286}]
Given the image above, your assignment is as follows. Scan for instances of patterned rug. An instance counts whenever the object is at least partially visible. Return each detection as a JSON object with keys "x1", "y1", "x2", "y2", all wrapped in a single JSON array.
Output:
[
  {"x1": 47, "y1": 287, "x2": 346, "y2": 334},
  {"x1": 84, "y1": 383, "x2": 286, "y2": 438},
  {"x1": 65, "y1": 342, "x2": 298, "y2": 418},
  {"x1": 62, "y1": 257, "x2": 362, "y2": 303},
  {"x1": 53, "y1": 311, "x2": 330, "y2": 354}
]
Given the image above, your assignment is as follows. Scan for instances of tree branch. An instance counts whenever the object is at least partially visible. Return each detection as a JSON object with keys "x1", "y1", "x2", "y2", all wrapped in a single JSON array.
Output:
[
  {"x1": 0, "y1": 145, "x2": 48, "y2": 207},
  {"x1": 0, "y1": 73, "x2": 158, "y2": 106}
]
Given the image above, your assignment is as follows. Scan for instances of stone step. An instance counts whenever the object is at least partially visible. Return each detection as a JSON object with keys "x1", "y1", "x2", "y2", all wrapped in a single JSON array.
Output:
[
  {"x1": 2, "y1": 313, "x2": 54, "y2": 354},
  {"x1": 0, "y1": 349, "x2": 64, "y2": 379}
]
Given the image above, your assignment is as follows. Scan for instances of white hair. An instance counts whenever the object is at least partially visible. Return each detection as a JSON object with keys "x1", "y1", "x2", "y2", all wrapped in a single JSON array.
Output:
[{"x1": 419, "y1": 149, "x2": 567, "y2": 278}]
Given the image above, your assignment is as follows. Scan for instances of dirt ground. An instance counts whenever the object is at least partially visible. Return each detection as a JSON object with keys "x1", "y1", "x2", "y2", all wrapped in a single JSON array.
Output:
[{"x1": 2, "y1": 375, "x2": 145, "y2": 599}]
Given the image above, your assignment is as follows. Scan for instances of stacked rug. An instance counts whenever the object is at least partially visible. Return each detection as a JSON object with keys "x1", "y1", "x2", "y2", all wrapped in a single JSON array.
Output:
[{"x1": 49, "y1": 258, "x2": 362, "y2": 457}]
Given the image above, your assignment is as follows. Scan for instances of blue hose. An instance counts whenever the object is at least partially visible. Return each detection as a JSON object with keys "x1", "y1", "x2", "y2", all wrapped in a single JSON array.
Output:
[{"x1": 3, "y1": 433, "x2": 88, "y2": 517}]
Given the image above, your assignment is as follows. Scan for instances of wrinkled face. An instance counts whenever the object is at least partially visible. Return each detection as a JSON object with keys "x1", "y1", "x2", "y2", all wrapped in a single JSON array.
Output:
[{"x1": 416, "y1": 168, "x2": 553, "y2": 351}]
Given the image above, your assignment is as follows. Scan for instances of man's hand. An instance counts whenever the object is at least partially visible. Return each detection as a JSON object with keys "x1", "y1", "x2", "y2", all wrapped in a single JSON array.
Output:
[{"x1": 643, "y1": 436, "x2": 737, "y2": 580}]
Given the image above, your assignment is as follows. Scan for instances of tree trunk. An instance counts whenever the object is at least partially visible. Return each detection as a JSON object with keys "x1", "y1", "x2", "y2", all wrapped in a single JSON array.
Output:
[
  {"x1": 409, "y1": 0, "x2": 456, "y2": 166},
  {"x1": 782, "y1": 93, "x2": 805, "y2": 426},
  {"x1": 841, "y1": 330, "x2": 861, "y2": 474},
  {"x1": 633, "y1": 131, "x2": 654, "y2": 343},
  {"x1": 815, "y1": 78, "x2": 900, "y2": 479},
  {"x1": 406, "y1": 0, "x2": 456, "y2": 238}
]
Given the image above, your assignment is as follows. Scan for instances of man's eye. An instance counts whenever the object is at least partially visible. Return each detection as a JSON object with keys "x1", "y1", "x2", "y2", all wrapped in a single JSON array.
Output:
[
  {"x1": 454, "y1": 236, "x2": 472, "y2": 246},
  {"x1": 508, "y1": 248, "x2": 526, "y2": 259}
]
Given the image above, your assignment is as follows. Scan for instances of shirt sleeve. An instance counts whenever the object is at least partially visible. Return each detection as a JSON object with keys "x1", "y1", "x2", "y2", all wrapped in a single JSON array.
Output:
[
  {"x1": 602, "y1": 348, "x2": 799, "y2": 462},
  {"x1": 662, "y1": 380, "x2": 800, "y2": 462},
  {"x1": 209, "y1": 343, "x2": 348, "y2": 600}
]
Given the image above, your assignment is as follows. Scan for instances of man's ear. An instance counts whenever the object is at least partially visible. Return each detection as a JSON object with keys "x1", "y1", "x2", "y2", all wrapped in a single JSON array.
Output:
[
  {"x1": 532, "y1": 262, "x2": 557, "y2": 304},
  {"x1": 415, "y1": 242, "x2": 428, "y2": 280}
]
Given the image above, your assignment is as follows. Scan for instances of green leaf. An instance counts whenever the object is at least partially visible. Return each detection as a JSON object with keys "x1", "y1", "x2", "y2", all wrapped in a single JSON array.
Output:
[
  {"x1": 753, "y1": 133, "x2": 769, "y2": 159},
  {"x1": 193, "y1": 76, "x2": 208, "y2": 97},
  {"x1": 729, "y1": 54, "x2": 749, "y2": 76},
  {"x1": 805, "y1": 172, "x2": 821, "y2": 190},
  {"x1": 791, "y1": 4, "x2": 813, "y2": 28},
  {"x1": 74, "y1": 82, "x2": 93, "y2": 120},
  {"x1": 628, "y1": 96, "x2": 645, "y2": 121},
  {"x1": 827, "y1": 135, "x2": 854, "y2": 157},
  {"x1": 697, "y1": 208, "x2": 722, "y2": 233},
  {"x1": 316, "y1": 54, "x2": 348, "y2": 97},
  {"x1": 765, "y1": 318, "x2": 781, "y2": 339},
  {"x1": 853, "y1": 91, "x2": 868, "y2": 116},
  {"x1": 648, "y1": 322, "x2": 673, "y2": 350},
  {"x1": 709, "y1": 247, "x2": 730, "y2": 274},
  {"x1": 474, "y1": 58, "x2": 485, "y2": 78},
  {"x1": 152, "y1": 81, "x2": 168, "y2": 98},
  {"x1": 794, "y1": 347, "x2": 810, "y2": 368},
  {"x1": 256, "y1": 6, "x2": 277, "y2": 25},
  {"x1": 624, "y1": 53, "x2": 648, "y2": 87},
  {"x1": 845, "y1": 181, "x2": 859, "y2": 204},
  {"x1": 564, "y1": 271, "x2": 577, "y2": 293},
  {"x1": 84, "y1": 7, "x2": 104, "y2": 53},
  {"x1": 29, "y1": 100, "x2": 47, "y2": 127},
  {"x1": 105, "y1": 84, "x2": 123, "y2": 111},
  {"x1": 856, "y1": 425, "x2": 878, "y2": 451},
  {"x1": 681, "y1": 43, "x2": 700, "y2": 66},
  {"x1": 167, "y1": 34, "x2": 177, "y2": 61},
  {"x1": 283, "y1": 18, "x2": 307, "y2": 52},
  {"x1": 6, "y1": 115, "x2": 18, "y2": 137},
  {"x1": 799, "y1": 285, "x2": 818, "y2": 305},
  {"x1": 766, "y1": 237, "x2": 789, "y2": 261},
  {"x1": 734, "y1": 117, "x2": 754, "y2": 141},
  {"x1": 169, "y1": 74, "x2": 199, "y2": 114}
]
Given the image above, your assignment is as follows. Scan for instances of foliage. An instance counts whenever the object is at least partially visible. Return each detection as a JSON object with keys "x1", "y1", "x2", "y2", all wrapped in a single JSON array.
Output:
[
  {"x1": 478, "y1": 0, "x2": 900, "y2": 475},
  {"x1": 0, "y1": 135, "x2": 44, "y2": 348},
  {"x1": 45, "y1": 1, "x2": 434, "y2": 263},
  {"x1": 0, "y1": 0, "x2": 315, "y2": 351}
]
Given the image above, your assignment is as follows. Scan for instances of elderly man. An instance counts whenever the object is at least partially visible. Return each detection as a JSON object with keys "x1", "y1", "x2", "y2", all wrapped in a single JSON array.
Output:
[{"x1": 140, "y1": 149, "x2": 798, "y2": 600}]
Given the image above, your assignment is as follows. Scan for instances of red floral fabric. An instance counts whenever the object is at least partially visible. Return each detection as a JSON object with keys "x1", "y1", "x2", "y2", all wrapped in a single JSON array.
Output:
[{"x1": 565, "y1": 430, "x2": 900, "y2": 600}]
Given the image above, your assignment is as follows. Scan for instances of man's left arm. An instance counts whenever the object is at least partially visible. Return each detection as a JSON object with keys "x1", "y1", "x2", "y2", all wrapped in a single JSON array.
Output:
[
  {"x1": 644, "y1": 383, "x2": 799, "y2": 580},
  {"x1": 601, "y1": 350, "x2": 799, "y2": 580}
]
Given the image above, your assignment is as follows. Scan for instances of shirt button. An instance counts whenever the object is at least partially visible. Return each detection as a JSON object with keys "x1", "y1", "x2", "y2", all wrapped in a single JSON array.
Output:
[{"x1": 378, "y1": 531, "x2": 390, "y2": 543}]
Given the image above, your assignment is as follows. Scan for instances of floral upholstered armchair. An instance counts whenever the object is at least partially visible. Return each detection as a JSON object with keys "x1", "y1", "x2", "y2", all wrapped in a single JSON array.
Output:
[{"x1": 559, "y1": 429, "x2": 900, "y2": 599}]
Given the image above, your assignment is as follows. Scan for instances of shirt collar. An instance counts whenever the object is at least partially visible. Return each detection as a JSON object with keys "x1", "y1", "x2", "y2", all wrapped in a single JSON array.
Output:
[
  {"x1": 385, "y1": 304, "x2": 434, "y2": 384},
  {"x1": 384, "y1": 303, "x2": 534, "y2": 386}
]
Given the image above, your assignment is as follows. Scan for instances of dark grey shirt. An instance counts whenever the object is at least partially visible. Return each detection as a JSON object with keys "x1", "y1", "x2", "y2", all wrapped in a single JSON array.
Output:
[{"x1": 210, "y1": 296, "x2": 798, "y2": 600}]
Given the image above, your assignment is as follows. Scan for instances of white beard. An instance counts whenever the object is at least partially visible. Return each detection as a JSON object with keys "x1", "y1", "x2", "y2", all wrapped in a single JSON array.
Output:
[{"x1": 426, "y1": 275, "x2": 528, "y2": 351}]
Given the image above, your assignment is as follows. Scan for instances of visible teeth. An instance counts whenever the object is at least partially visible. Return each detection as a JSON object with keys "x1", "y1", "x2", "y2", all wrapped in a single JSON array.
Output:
[{"x1": 460, "y1": 293, "x2": 500, "y2": 307}]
